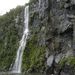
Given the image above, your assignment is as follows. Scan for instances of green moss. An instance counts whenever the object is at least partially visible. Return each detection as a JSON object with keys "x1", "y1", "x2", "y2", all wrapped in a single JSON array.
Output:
[
  {"x1": 22, "y1": 34, "x2": 46, "y2": 72},
  {"x1": 59, "y1": 56, "x2": 75, "y2": 67},
  {"x1": 67, "y1": 57, "x2": 75, "y2": 66},
  {"x1": 59, "y1": 57, "x2": 67, "y2": 67}
]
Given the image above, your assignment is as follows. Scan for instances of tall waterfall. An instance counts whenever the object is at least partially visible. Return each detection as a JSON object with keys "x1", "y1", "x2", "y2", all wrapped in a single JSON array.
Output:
[{"x1": 12, "y1": 6, "x2": 29, "y2": 73}]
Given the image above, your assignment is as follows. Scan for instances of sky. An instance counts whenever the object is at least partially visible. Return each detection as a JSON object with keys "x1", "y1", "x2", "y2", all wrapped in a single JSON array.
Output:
[{"x1": 0, "y1": 0, "x2": 29, "y2": 15}]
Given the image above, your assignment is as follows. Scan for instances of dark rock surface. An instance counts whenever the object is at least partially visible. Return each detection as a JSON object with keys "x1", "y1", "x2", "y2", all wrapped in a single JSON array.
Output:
[
  {"x1": 23, "y1": 0, "x2": 75, "y2": 75},
  {"x1": 0, "y1": 0, "x2": 74, "y2": 74}
]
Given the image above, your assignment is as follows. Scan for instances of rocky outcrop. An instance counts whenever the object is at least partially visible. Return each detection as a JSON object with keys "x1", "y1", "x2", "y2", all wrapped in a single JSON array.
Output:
[
  {"x1": 23, "y1": 0, "x2": 75, "y2": 75},
  {"x1": 0, "y1": 0, "x2": 74, "y2": 74}
]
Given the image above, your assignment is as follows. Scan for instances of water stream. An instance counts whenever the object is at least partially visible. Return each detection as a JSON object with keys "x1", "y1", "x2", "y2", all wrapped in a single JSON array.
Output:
[{"x1": 12, "y1": 6, "x2": 29, "y2": 73}]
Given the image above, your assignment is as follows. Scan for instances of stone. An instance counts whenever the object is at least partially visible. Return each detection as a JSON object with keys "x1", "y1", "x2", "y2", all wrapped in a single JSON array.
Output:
[
  {"x1": 60, "y1": 20, "x2": 72, "y2": 33},
  {"x1": 55, "y1": 53, "x2": 63, "y2": 64},
  {"x1": 71, "y1": 0, "x2": 75, "y2": 4},
  {"x1": 47, "y1": 55, "x2": 54, "y2": 67},
  {"x1": 65, "y1": 50, "x2": 73, "y2": 58}
]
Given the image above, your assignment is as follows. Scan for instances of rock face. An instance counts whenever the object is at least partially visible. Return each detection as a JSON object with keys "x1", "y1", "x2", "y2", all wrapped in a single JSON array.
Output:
[
  {"x1": 0, "y1": 0, "x2": 74, "y2": 74},
  {"x1": 23, "y1": 0, "x2": 75, "y2": 75}
]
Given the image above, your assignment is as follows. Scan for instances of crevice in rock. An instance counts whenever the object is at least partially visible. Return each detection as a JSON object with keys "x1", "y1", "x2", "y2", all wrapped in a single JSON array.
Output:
[{"x1": 60, "y1": 27, "x2": 73, "y2": 36}]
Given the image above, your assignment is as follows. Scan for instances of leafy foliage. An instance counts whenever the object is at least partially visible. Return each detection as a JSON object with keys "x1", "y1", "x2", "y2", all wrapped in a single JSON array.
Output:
[
  {"x1": 22, "y1": 34, "x2": 46, "y2": 72},
  {"x1": 0, "y1": 6, "x2": 24, "y2": 71}
]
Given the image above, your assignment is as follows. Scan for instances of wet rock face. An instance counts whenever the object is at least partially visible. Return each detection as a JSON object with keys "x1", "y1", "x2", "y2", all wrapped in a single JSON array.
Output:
[
  {"x1": 29, "y1": 0, "x2": 49, "y2": 46},
  {"x1": 46, "y1": 0, "x2": 74, "y2": 75},
  {"x1": 26, "y1": 0, "x2": 74, "y2": 74}
]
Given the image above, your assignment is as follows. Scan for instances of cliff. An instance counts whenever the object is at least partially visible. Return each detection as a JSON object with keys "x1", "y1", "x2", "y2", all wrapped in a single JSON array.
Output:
[
  {"x1": 0, "y1": 0, "x2": 75, "y2": 75},
  {"x1": 22, "y1": 0, "x2": 75, "y2": 75}
]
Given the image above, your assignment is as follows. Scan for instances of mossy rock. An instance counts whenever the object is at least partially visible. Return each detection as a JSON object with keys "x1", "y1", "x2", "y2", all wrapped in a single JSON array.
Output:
[{"x1": 59, "y1": 56, "x2": 75, "y2": 67}]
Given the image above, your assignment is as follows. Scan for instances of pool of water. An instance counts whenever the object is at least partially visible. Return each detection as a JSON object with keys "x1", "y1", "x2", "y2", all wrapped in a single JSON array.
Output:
[{"x1": 0, "y1": 73, "x2": 45, "y2": 75}]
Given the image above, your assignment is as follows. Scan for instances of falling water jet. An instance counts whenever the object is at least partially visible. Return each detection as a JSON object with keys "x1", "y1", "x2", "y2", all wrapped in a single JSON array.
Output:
[{"x1": 11, "y1": 5, "x2": 29, "y2": 73}]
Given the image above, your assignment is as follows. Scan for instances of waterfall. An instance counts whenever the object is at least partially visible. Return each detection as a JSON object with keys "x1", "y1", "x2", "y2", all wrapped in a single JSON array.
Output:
[{"x1": 12, "y1": 6, "x2": 29, "y2": 73}]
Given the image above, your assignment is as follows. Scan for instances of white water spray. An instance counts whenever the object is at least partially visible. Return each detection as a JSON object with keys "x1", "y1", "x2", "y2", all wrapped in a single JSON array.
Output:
[{"x1": 12, "y1": 6, "x2": 29, "y2": 73}]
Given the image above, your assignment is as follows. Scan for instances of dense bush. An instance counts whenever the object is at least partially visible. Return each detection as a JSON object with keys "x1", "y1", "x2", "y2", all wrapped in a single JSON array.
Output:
[
  {"x1": 22, "y1": 34, "x2": 46, "y2": 72},
  {"x1": 0, "y1": 6, "x2": 24, "y2": 71}
]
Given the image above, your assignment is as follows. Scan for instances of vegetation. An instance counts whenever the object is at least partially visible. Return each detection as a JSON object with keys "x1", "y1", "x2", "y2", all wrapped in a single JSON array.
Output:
[
  {"x1": 59, "y1": 56, "x2": 75, "y2": 67},
  {"x1": 0, "y1": 6, "x2": 24, "y2": 71},
  {"x1": 22, "y1": 34, "x2": 46, "y2": 72}
]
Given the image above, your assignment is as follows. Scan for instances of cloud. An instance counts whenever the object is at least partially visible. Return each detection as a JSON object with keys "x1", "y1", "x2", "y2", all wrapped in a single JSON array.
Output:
[{"x1": 0, "y1": 0, "x2": 29, "y2": 15}]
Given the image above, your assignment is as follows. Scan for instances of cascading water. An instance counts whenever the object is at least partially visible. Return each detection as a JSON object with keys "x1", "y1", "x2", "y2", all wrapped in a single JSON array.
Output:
[{"x1": 12, "y1": 6, "x2": 29, "y2": 73}]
